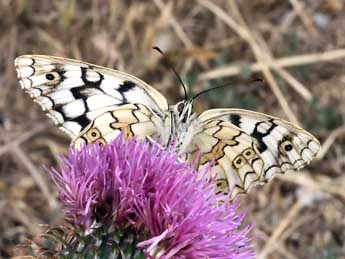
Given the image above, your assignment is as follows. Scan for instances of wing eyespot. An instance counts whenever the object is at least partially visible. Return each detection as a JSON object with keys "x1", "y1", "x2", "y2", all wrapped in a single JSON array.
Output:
[
  {"x1": 279, "y1": 140, "x2": 294, "y2": 154},
  {"x1": 96, "y1": 138, "x2": 107, "y2": 145},
  {"x1": 233, "y1": 155, "x2": 246, "y2": 169},
  {"x1": 87, "y1": 129, "x2": 101, "y2": 140},
  {"x1": 46, "y1": 73, "x2": 55, "y2": 80},
  {"x1": 243, "y1": 148, "x2": 255, "y2": 160},
  {"x1": 216, "y1": 179, "x2": 229, "y2": 192},
  {"x1": 44, "y1": 72, "x2": 61, "y2": 86},
  {"x1": 284, "y1": 143, "x2": 293, "y2": 152}
]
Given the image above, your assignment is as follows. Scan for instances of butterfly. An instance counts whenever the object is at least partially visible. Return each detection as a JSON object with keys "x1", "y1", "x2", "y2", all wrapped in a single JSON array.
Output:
[{"x1": 15, "y1": 54, "x2": 320, "y2": 200}]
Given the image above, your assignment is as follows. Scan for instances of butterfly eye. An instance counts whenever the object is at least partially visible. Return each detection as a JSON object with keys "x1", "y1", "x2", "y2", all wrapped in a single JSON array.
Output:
[
  {"x1": 177, "y1": 102, "x2": 184, "y2": 114},
  {"x1": 233, "y1": 155, "x2": 246, "y2": 169}
]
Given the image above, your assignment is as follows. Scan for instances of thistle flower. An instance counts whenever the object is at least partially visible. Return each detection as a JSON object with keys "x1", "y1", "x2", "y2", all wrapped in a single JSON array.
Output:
[{"x1": 44, "y1": 136, "x2": 255, "y2": 258}]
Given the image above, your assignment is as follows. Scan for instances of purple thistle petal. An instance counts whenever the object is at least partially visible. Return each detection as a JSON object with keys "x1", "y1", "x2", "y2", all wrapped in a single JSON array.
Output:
[{"x1": 48, "y1": 135, "x2": 255, "y2": 258}]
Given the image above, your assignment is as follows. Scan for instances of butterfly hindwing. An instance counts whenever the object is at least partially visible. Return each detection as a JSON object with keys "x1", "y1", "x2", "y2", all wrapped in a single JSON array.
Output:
[
  {"x1": 15, "y1": 55, "x2": 168, "y2": 138},
  {"x1": 73, "y1": 103, "x2": 159, "y2": 148},
  {"x1": 186, "y1": 120, "x2": 265, "y2": 199},
  {"x1": 196, "y1": 109, "x2": 320, "y2": 199}
]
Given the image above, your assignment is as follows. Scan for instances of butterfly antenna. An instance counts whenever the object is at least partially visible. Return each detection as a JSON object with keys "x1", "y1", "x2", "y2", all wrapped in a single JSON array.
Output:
[
  {"x1": 192, "y1": 78, "x2": 263, "y2": 101},
  {"x1": 153, "y1": 46, "x2": 188, "y2": 100}
]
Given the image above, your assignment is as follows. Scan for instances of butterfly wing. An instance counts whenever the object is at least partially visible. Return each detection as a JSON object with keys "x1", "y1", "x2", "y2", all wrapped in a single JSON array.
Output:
[
  {"x1": 15, "y1": 55, "x2": 168, "y2": 138},
  {"x1": 191, "y1": 109, "x2": 320, "y2": 199},
  {"x1": 73, "y1": 103, "x2": 160, "y2": 148},
  {"x1": 184, "y1": 119, "x2": 265, "y2": 200}
]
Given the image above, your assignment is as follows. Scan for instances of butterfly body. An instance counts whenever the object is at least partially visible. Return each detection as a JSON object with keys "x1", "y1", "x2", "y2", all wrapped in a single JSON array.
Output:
[
  {"x1": 15, "y1": 55, "x2": 320, "y2": 200},
  {"x1": 164, "y1": 101, "x2": 201, "y2": 152}
]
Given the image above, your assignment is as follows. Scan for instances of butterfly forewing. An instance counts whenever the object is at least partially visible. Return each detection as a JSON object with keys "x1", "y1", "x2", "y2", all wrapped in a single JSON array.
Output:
[{"x1": 15, "y1": 55, "x2": 167, "y2": 138}]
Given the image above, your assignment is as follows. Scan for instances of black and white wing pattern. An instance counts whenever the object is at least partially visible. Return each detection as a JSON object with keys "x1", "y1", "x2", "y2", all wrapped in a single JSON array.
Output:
[
  {"x1": 15, "y1": 55, "x2": 168, "y2": 138},
  {"x1": 192, "y1": 109, "x2": 320, "y2": 199}
]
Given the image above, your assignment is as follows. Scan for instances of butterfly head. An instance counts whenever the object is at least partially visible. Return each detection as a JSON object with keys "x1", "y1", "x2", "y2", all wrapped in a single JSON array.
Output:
[
  {"x1": 173, "y1": 99, "x2": 194, "y2": 124},
  {"x1": 163, "y1": 99, "x2": 200, "y2": 153}
]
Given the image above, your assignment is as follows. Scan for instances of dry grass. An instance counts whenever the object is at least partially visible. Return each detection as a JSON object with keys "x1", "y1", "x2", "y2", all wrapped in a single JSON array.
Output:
[{"x1": 0, "y1": 0, "x2": 344, "y2": 258}]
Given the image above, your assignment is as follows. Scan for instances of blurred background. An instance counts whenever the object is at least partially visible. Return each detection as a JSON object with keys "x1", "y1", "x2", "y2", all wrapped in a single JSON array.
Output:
[{"x1": 0, "y1": 0, "x2": 345, "y2": 258}]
